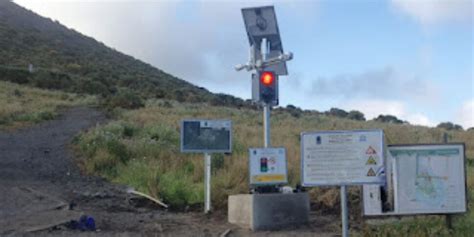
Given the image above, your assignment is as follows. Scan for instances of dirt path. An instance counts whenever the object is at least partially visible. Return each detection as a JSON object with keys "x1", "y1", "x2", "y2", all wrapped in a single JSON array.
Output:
[{"x1": 0, "y1": 107, "x2": 337, "y2": 236}]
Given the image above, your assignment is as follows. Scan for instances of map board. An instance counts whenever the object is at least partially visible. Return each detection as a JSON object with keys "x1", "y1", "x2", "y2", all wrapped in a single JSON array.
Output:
[
  {"x1": 180, "y1": 119, "x2": 232, "y2": 153},
  {"x1": 249, "y1": 147, "x2": 287, "y2": 185},
  {"x1": 393, "y1": 144, "x2": 467, "y2": 214},
  {"x1": 363, "y1": 144, "x2": 467, "y2": 215},
  {"x1": 301, "y1": 130, "x2": 385, "y2": 186}
]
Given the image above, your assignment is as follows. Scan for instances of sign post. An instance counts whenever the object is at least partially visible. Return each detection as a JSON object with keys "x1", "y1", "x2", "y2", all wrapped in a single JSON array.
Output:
[
  {"x1": 261, "y1": 38, "x2": 271, "y2": 148},
  {"x1": 341, "y1": 185, "x2": 348, "y2": 237},
  {"x1": 181, "y1": 119, "x2": 232, "y2": 213},
  {"x1": 204, "y1": 152, "x2": 211, "y2": 213}
]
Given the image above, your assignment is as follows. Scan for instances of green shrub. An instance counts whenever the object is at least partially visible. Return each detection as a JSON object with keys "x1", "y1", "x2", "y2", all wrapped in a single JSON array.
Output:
[
  {"x1": 13, "y1": 89, "x2": 23, "y2": 97},
  {"x1": 212, "y1": 154, "x2": 225, "y2": 173},
  {"x1": 105, "y1": 138, "x2": 130, "y2": 163},
  {"x1": 14, "y1": 111, "x2": 55, "y2": 122},
  {"x1": 145, "y1": 124, "x2": 179, "y2": 145},
  {"x1": 74, "y1": 78, "x2": 110, "y2": 96},
  {"x1": 158, "y1": 172, "x2": 203, "y2": 207},
  {"x1": 0, "y1": 68, "x2": 30, "y2": 84},
  {"x1": 32, "y1": 71, "x2": 72, "y2": 90},
  {"x1": 84, "y1": 148, "x2": 119, "y2": 178},
  {"x1": 115, "y1": 159, "x2": 158, "y2": 194},
  {"x1": 103, "y1": 90, "x2": 144, "y2": 110}
]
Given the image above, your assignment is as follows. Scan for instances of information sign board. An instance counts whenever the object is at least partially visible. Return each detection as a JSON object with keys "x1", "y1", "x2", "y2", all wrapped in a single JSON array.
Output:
[
  {"x1": 363, "y1": 144, "x2": 467, "y2": 215},
  {"x1": 301, "y1": 130, "x2": 385, "y2": 186},
  {"x1": 180, "y1": 119, "x2": 232, "y2": 153},
  {"x1": 393, "y1": 144, "x2": 467, "y2": 214},
  {"x1": 249, "y1": 147, "x2": 287, "y2": 185}
]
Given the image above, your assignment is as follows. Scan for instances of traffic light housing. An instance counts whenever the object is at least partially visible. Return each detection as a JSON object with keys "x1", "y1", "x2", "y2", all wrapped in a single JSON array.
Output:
[{"x1": 252, "y1": 71, "x2": 278, "y2": 105}]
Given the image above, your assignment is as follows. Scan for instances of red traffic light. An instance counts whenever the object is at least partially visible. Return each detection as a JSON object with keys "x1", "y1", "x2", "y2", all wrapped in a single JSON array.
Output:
[{"x1": 260, "y1": 71, "x2": 275, "y2": 86}]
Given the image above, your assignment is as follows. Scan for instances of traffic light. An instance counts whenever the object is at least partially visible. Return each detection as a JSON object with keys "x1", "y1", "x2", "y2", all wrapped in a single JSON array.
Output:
[{"x1": 252, "y1": 71, "x2": 278, "y2": 105}]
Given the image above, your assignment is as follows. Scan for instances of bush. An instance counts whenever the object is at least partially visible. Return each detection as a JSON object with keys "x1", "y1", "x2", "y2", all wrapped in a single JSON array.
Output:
[
  {"x1": 74, "y1": 78, "x2": 110, "y2": 96},
  {"x1": 437, "y1": 122, "x2": 464, "y2": 131},
  {"x1": 374, "y1": 114, "x2": 405, "y2": 124},
  {"x1": 76, "y1": 124, "x2": 131, "y2": 177},
  {"x1": 103, "y1": 90, "x2": 144, "y2": 110},
  {"x1": 0, "y1": 68, "x2": 30, "y2": 84},
  {"x1": 158, "y1": 172, "x2": 203, "y2": 207},
  {"x1": 347, "y1": 110, "x2": 365, "y2": 121},
  {"x1": 14, "y1": 111, "x2": 56, "y2": 122},
  {"x1": 326, "y1": 108, "x2": 348, "y2": 118},
  {"x1": 286, "y1": 104, "x2": 303, "y2": 118},
  {"x1": 32, "y1": 71, "x2": 72, "y2": 90}
]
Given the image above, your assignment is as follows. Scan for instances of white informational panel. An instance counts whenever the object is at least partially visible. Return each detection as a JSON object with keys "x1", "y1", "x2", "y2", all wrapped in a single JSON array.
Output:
[
  {"x1": 249, "y1": 147, "x2": 288, "y2": 185},
  {"x1": 301, "y1": 130, "x2": 385, "y2": 186},
  {"x1": 180, "y1": 119, "x2": 232, "y2": 153},
  {"x1": 393, "y1": 144, "x2": 467, "y2": 214}
]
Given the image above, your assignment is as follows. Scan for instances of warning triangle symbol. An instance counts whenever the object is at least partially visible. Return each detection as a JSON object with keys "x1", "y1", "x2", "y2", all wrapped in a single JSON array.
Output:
[
  {"x1": 367, "y1": 168, "x2": 376, "y2": 177},
  {"x1": 366, "y1": 146, "x2": 377, "y2": 155},
  {"x1": 366, "y1": 156, "x2": 377, "y2": 165}
]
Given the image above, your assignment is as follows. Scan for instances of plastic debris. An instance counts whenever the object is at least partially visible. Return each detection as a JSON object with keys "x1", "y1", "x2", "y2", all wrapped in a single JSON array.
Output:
[{"x1": 66, "y1": 215, "x2": 96, "y2": 231}]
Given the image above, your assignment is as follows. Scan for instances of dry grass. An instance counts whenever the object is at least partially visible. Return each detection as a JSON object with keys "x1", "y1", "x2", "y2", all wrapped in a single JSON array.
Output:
[
  {"x1": 74, "y1": 99, "x2": 474, "y2": 234},
  {"x1": 76, "y1": 99, "x2": 473, "y2": 209},
  {"x1": 0, "y1": 81, "x2": 96, "y2": 130}
]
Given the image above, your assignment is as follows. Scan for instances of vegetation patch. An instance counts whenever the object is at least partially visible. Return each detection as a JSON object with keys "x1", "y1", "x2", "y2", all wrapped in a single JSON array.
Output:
[
  {"x1": 0, "y1": 81, "x2": 96, "y2": 130},
  {"x1": 76, "y1": 100, "x2": 473, "y2": 218}
]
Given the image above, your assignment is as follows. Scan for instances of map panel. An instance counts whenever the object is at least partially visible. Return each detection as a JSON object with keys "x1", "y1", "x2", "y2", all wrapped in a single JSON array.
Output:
[{"x1": 392, "y1": 144, "x2": 466, "y2": 214}]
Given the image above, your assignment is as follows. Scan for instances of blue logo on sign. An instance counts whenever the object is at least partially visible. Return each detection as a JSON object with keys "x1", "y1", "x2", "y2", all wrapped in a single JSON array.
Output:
[{"x1": 316, "y1": 136, "x2": 321, "y2": 144}]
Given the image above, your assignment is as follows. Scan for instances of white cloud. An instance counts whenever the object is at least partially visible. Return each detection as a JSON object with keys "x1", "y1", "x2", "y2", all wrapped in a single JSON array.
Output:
[
  {"x1": 405, "y1": 113, "x2": 436, "y2": 127},
  {"x1": 340, "y1": 99, "x2": 436, "y2": 126},
  {"x1": 309, "y1": 67, "x2": 439, "y2": 104},
  {"x1": 342, "y1": 100, "x2": 405, "y2": 120},
  {"x1": 391, "y1": 0, "x2": 473, "y2": 27},
  {"x1": 456, "y1": 99, "x2": 474, "y2": 129}
]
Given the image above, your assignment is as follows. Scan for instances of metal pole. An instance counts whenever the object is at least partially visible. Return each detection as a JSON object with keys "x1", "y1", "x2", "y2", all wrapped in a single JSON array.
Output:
[
  {"x1": 204, "y1": 153, "x2": 211, "y2": 213},
  {"x1": 261, "y1": 38, "x2": 271, "y2": 148},
  {"x1": 261, "y1": 38, "x2": 268, "y2": 61},
  {"x1": 341, "y1": 185, "x2": 349, "y2": 237},
  {"x1": 264, "y1": 105, "x2": 271, "y2": 147}
]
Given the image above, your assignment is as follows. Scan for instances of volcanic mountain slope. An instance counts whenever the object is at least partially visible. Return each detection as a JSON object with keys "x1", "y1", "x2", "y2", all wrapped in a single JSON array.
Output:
[{"x1": 0, "y1": 1, "x2": 246, "y2": 107}]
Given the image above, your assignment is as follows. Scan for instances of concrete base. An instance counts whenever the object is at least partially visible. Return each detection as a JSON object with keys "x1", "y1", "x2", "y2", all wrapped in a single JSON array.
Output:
[{"x1": 228, "y1": 193, "x2": 310, "y2": 231}]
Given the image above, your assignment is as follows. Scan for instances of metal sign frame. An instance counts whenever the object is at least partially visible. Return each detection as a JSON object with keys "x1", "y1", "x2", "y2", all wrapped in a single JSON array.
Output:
[
  {"x1": 180, "y1": 119, "x2": 232, "y2": 153},
  {"x1": 362, "y1": 143, "x2": 468, "y2": 216},
  {"x1": 300, "y1": 129, "x2": 386, "y2": 187},
  {"x1": 248, "y1": 147, "x2": 288, "y2": 186}
]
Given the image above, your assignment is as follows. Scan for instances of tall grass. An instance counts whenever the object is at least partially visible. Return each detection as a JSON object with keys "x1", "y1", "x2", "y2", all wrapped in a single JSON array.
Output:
[
  {"x1": 0, "y1": 81, "x2": 96, "y2": 130},
  {"x1": 76, "y1": 99, "x2": 473, "y2": 213}
]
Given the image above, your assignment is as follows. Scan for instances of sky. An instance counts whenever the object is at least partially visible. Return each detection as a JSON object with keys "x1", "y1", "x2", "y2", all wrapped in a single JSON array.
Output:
[{"x1": 14, "y1": 0, "x2": 474, "y2": 128}]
